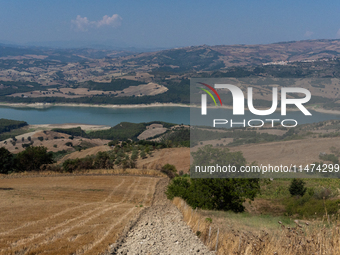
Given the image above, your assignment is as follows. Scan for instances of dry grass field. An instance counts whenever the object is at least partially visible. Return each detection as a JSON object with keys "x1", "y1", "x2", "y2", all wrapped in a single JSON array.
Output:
[
  {"x1": 0, "y1": 175, "x2": 160, "y2": 255},
  {"x1": 0, "y1": 134, "x2": 110, "y2": 154},
  {"x1": 136, "y1": 147, "x2": 190, "y2": 173},
  {"x1": 8, "y1": 83, "x2": 167, "y2": 99},
  {"x1": 174, "y1": 197, "x2": 340, "y2": 255},
  {"x1": 57, "y1": 145, "x2": 113, "y2": 164},
  {"x1": 229, "y1": 137, "x2": 340, "y2": 166},
  {"x1": 0, "y1": 124, "x2": 111, "y2": 154}
]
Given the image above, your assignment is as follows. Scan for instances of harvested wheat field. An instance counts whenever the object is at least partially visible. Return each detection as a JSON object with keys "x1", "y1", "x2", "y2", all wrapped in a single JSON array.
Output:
[{"x1": 0, "y1": 175, "x2": 159, "y2": 255}]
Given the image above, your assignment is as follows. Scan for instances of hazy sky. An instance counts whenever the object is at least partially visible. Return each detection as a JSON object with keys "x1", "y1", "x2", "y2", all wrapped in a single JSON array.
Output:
[{"x1": 1, "y1": 0, "x2": 340, "y2": 48}]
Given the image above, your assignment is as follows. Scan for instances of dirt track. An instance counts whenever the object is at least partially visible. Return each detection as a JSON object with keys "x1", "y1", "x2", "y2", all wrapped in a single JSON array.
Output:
[{"x1": 111, "y1": 179, "x2": 214, "y2": 255}]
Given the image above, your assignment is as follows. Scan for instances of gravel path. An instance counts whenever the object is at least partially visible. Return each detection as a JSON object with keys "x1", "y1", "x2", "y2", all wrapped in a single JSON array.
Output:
[{"x1": 111, "y1": 178, "x2": 214, "y2": 255}]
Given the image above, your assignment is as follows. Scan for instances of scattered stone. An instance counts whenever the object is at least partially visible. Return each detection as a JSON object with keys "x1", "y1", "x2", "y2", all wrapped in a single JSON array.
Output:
[{"x1": 111, "y1": 178, "x2": 213, "y2": 255}]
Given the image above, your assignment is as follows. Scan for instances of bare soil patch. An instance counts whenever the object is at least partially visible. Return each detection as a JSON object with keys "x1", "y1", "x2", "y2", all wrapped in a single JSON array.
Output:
[
  {"x1": 30, "y1": 123, "x2": 111, "y2": 132},
  {"x1": 116, "y1": 82, "x2": 167, "y2": 97},
  {"x1": 137, "y1": 123, "x2": 167, "y2": 140}
]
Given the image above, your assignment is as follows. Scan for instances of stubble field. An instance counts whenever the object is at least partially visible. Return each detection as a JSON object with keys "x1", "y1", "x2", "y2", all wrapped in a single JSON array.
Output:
[{"x1": 0, "y1": 175, "x2": 159, "y2": 255}]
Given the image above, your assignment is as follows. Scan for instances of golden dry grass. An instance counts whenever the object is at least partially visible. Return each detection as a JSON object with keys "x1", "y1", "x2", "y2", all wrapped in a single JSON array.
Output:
[
  {"x1": 57, "y1": 145, "x2": 112, "y2": 164},
  {"x1": 136, "y1": 147, "x2": 190, "y2": 173},
  {"x1": 9, "y1": 83, "x2": 167, "y2": 98},
  {"x1": 173, "y1": 197, "x2": 340, "y2": 255},
  {"x1": 0, "y1": 168, "x2": 166, "y2": 178},
  {"x1": 0, "y1": 175, "x2": 160, "y2": 255},
  {"x1": 229, "y1": 137, "x2": 340, "y2": 166},
  {"x1": 0, "y1": 131, "x2": 110, "y2": 154}
]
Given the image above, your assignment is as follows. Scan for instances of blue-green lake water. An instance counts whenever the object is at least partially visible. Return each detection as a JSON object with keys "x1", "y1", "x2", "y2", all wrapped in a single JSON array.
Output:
[
  {"x1": 0, "y1": 105, "x2": 339, "y2": 126},
  {"x1": 0, "y1": 106, "x2": 190, "y2": 126}
]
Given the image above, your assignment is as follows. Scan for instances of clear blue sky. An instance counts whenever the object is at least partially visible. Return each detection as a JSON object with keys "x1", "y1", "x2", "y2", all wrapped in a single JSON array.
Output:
[{"x1": 1, "y1": 0, "x2": 340, "y2": 48}]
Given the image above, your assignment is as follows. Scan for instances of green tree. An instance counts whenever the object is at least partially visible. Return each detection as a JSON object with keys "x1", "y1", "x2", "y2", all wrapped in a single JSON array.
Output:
[
  {"x1": 65, "y1": 142, "x2": 73, "y2": 147},
  {"x1": 129, "y1": 159, "x2": 136, "y2": 168},
  {"x1": 15, "y1": 146, "x2": 54, "y2": 172},
  {"x1": 108, "y1": 140, "x2": 119, "y2": 147},
  {"x1": 115, "y1": 156, "x2": 122, "y2": 166},
  {"x1": 187, "y1": 178, "x2": 259, "y2": 212},
  {"x1": 191, "y1": 145, "x2": 246, "y2": 173},
  {"x1": 289, "y1": 178, "x2": 307, "y2": 197},
  {"x1": 122, "y1": 159, "x2": 129, "y2": 170},
  {"x1": 140, "y1": 150, "x2": 147, "y2": 159},
  {"x1": 166, "y1": 145, "x2": 260, "y2": 212},
  {"x1": 94, "y1": 151, "x2": 110, "y2": 169},
  {"x1": 63, "y1": 159, "x2": 78, "y2": 173},
  {"x1": 0, "y1": 147, "x2": 14, "y2": 174},
  {"x1": 166, "y1": 177, "x2": 190, "y2": 200},
  {"x1": 161, "y1": 164, "x2": 177, "y2": 179},
  {"x1": 131, "y1": 150, "x2": 138, "y2": 161}
]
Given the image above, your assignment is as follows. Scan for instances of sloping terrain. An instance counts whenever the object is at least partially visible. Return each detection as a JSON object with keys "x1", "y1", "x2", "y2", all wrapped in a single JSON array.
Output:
[
  {"x1": 0, "y1": 130, "x2": 110, "y2": 153},
  {"x1": 58, "y1": 145, "x2": 112, "y2": 163},
  {"x1": 0, "y1": 124, "x2": 111, "y2": 153},
  {"x1": 122, "y1": 39, "x2": 340, "y2": 70},
  {"x1": 137, "y1": 123, "x2": 167, "y2": 140},
  {"x1": 229, "y1": 137, "x2": 340, "y2": 166},
  {"x1": 3, "y1": 39, "x2": 340, "y2": 89},
  {"x1": 137, "y1": 148, "x2": 190, "y2": 173}
]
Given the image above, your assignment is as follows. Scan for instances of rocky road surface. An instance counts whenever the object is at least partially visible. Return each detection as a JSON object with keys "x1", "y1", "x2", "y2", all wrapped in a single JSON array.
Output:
[{"x1": 109, "y1": 178, "x2": 214, "y2": 255}]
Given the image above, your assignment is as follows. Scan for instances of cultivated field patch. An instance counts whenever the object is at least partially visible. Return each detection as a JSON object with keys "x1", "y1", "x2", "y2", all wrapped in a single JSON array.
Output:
[{"x1": 0, "y1": 175, "x2": 159, "y2": 254}]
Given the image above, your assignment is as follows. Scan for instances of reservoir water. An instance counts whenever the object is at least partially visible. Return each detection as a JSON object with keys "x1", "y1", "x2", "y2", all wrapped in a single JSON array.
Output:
[
  {"x1": 0, "y1": 105, "x2": 339, "y2": 127},
  {"x1": 0, "y1": 106, "x2": 191, "y2": 126}
]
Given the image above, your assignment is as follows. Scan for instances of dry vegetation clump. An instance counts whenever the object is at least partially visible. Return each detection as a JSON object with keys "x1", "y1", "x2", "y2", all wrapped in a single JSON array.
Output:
[
  {"x1": 173, "y1": 197, "x2": 340, "y2": 255},
  {"x1": 0, "y1": 168, "x2": 166, "y2": 179},
  {"x1": 80, "y1": 168, "x2": 167, "y2": 177}
]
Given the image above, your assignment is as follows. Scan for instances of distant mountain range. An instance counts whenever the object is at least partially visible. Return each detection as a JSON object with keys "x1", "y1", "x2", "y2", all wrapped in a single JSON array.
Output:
[
  {"x1": 2, "y1": 39, "x2": 340, "y2": 109},
  {"x1": 2, "y1": 39, "x2": 340, "y2": 67},
  {"x1": 118, "y1": 39, "x2": 340, "y2": 73},
  {"x1": 0, "y1": 43, "x2": 134, "y2": 61}
]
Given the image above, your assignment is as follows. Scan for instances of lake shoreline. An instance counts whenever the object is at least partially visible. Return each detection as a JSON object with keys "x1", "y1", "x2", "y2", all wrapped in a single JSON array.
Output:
[
  {"x1": 0, "y1": 102, "x2": 339, "y2": 115},
  {"x1": 0, "y1": 102, "x2": 191, "y2": 109}
]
